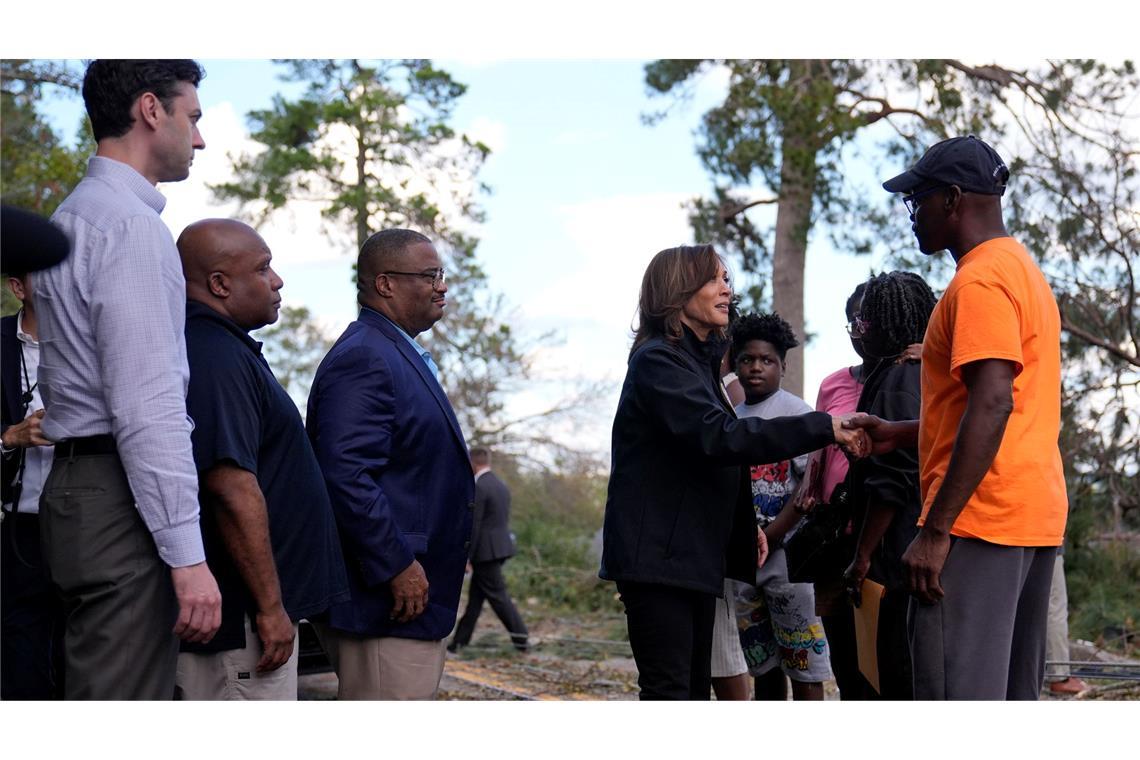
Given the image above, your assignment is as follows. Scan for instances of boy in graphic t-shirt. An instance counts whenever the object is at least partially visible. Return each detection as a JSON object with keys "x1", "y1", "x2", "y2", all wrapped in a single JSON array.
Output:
[{"x1": 725, "y1": 312, "x2": 831, "y2": 700}]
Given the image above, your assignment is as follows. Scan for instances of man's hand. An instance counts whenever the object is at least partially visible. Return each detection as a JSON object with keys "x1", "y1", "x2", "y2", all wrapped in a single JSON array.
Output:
[
  {"x1": 843, "y1": 554, "x2": 871, "y2": 608},
  {"x1": 390, "y1": 559, "x2": 430, "y2": 623},
  {"x1": 170, "y1": 561, "x2": 222, "y2": 643},
  {"x1": 757, "y1": 526, "x2": 770, "y2": 570},
  {"x1": 832, "y1": 414, "x2": 871, "y2": 459},
  {"x1": 902, "y1": 528, "x2": 952, "y2": 604},
  {"x1": 842, "y1": 413, "x2": 920, "y2": 456},
  {"x1": 255, "y1": 604, "x2": 296, "y2": 673},
  {"x1": 2, "y1": 409, "x2": 51, "y2": 448}
]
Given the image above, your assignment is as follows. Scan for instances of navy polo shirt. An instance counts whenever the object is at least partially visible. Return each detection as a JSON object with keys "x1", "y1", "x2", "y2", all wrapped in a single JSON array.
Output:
[{"x1": 182, "y1": 301, "x2": 350, "y2": 653}]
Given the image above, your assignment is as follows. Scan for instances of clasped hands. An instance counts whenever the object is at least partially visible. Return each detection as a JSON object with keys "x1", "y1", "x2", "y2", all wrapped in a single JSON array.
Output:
[
  {"x1": 831, "y1": 413, "x2": 873, "y2": 459},
  {"x1": 1, "y1": 409, "x2": 51, "y2": 449}
]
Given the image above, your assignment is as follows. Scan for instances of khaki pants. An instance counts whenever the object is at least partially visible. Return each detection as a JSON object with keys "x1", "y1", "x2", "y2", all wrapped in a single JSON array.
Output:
[
  {"x1": 1044, "y1": 553, "x2": 1071, "y2": 681},
  {"x1": 176, "y1": 617, "x2": 300, "y2": 700},
  {"x1": 315, "y1": 624, "x2": 446, "y2": 700}
]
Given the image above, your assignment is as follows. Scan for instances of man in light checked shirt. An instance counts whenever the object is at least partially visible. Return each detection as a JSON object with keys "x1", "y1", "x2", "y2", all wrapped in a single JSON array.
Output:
[{"x1": 35, "y1": 60, "x2": 222, "y2": 699}]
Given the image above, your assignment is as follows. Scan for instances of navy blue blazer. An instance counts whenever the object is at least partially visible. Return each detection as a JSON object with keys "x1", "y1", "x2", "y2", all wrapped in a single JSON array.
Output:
[{"x1": 306, "y1": 307, "x2": 474, "y2": 640}]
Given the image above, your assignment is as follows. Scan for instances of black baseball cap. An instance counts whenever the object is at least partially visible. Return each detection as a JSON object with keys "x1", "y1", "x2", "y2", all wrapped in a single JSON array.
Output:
[{"x1": 882, "y1": 135, "x2": 1010, "y2": 196}]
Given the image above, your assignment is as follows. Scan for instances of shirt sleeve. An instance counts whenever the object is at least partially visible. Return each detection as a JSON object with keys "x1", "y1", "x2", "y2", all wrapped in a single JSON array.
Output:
[
  {"x1": 631, "y1": 345, "x2": 834, "y2": 466},
  {"x1": 948, "y1": 280, "x2": 1025, "y2": 381},
  {"x1": 308, "y1": 343, "x2": 414, "y2": 586},
  {"x1": 90, "y1": 215, "x2": 203, "y2": 567}
]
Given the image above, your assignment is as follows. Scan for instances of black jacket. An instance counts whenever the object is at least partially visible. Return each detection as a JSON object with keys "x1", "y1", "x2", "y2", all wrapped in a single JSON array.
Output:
[
  {"x1": 599, "y1": 326, "x2": 834, "y2": 596},
  {"x1": 2, "y1": 315, "x2": 28, "y2": 506},
  {"x1": 470, "y1": 470, "x2": 516, "y2": 563},
  {"x1": 848, "y1": 359, "x2": 922, "y2": 591}
]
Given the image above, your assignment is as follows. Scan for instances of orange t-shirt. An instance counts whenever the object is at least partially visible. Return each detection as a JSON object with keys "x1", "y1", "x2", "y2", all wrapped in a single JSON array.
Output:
[{"x1": 918, "y1": 237, "x2": 1067, "y2": 546}]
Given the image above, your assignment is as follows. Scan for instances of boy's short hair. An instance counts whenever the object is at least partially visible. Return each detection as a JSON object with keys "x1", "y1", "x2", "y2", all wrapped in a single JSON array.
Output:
[{"x1": 730, "y1": 312, "x2": 800, "y2": 363}]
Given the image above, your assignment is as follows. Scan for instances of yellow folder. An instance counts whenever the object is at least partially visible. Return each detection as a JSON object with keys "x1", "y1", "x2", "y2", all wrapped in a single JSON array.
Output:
[{"x1": 853, "y1": 578, "x2": 887, "y2": 694}]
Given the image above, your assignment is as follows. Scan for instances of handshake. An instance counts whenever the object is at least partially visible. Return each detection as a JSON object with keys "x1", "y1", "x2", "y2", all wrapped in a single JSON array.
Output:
[{"x1": 830, "y1": 412, "x2": 903, "y2": 459}]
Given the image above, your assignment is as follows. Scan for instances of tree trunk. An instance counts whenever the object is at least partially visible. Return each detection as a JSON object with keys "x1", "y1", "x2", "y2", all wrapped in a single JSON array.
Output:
[
  {"x1": 771, "y1": 120, "x2": 817, "y2": 397},
  {"x1": 355, "y1": 125, "x2": 368, "y2": 251}
]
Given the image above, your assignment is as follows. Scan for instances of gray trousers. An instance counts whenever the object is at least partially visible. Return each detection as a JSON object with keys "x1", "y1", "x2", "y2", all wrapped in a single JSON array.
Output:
[
  {"x1": 908, "y1": 538, "x2": 1057, "y2": 700},
  {"x1": 39, "y1": 452, "x2": 179, "y2": 699}
]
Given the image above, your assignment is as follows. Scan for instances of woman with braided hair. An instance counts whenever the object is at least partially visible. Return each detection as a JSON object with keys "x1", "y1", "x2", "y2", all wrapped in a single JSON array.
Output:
[{"x1": 842, "y1": 270, "x2": 938, "y2": 698}]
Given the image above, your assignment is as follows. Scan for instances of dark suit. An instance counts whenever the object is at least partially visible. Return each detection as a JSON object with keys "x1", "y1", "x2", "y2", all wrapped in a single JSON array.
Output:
[
  {"x1": 2, "y1": 315, "x2": 26, "y2": 506},
  {"x1": 307, "y1": 306, "x2": 474, "y2": 641},
  {"x1": 1, "y1": 313, "x2": 64, "y2": 699},
  {"x1": 451, "y1": 469, "x2": 528, "y2": 650}
]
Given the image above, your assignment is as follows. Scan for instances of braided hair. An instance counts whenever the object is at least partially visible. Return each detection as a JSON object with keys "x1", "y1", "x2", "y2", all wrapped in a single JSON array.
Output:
[
  {"x1": 730, "y1": 311, "x2": 799, "y2": 364},
  {"x1": 859, "y1": 271, "x2": 937, "y2": 355}
]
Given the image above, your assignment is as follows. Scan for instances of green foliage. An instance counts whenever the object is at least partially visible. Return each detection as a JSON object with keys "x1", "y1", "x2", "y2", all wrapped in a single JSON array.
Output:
[
  {"x1": 1064, "y1": 499, "x2": 1140, "y2": 655},
  {"x1": 497, "y1": 455, "x2": 623, "y2": 619},
  {"x1": 0, "y1": 60, "x2": 90, "y2": 218},
  {"x1": 216, "y1": 59, "x2": 590, "y2": 457},
  {"x1": 211, "y1": 59, "x2": 487, "y2": 251},
  {"x1": 253, "y1": 304, "x2": 335, "y2": 414}
]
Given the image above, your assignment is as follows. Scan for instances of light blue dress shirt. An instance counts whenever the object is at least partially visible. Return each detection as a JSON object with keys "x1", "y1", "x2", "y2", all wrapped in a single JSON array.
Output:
[
  {"x1": 38, "y1": 156, "x2": 203, "y2": 567},
  {"x1": 368, "y1": 308, "x2": 440, "y2": 379}
]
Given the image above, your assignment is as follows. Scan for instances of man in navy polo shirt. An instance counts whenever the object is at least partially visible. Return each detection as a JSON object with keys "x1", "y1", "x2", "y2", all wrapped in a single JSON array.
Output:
[{"x1": 174, "y1": 218, "x2": 349, "y2": 699}]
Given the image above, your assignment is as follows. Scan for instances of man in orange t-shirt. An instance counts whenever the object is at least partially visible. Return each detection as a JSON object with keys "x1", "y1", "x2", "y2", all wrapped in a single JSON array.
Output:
[{"x1": 851, "y1": 136, "x2": 1067, "y2": 699}]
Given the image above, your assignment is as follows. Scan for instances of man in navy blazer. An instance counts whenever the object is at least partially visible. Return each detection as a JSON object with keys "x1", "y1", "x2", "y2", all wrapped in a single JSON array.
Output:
[{"x1": 307, "y1": 228, "x2": 474, "y2": 700}]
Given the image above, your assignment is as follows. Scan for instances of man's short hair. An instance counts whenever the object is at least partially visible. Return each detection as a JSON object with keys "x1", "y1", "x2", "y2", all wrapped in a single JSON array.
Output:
[
  {"x1": 82, "y1": 60, "x2": 205, "y2": 142},
  {"x1": 469, "y1": 447, "x2": 491, "y2": 466},
  {"x1": 356, "y1": 228, "x2": 432, "y2": 301}
]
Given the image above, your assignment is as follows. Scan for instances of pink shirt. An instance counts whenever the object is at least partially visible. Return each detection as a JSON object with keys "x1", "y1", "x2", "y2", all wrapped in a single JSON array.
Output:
[{"x1": 813, "y1": 366, "x2": 864, "y2": 502}]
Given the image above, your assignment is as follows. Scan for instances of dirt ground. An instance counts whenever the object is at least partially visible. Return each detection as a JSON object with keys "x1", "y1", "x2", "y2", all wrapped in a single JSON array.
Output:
[{"x1": 299, "y1": 609, "x2": 1138, "y2": 700}]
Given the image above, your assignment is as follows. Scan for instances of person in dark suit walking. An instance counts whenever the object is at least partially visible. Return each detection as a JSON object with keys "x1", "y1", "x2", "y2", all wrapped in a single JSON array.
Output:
[
  {"x1": 449, "y1": 447, "x2": 529, "y2": 652},
  {"x1": 307, "y1": 228, "x2": 474, "y2": 700}
]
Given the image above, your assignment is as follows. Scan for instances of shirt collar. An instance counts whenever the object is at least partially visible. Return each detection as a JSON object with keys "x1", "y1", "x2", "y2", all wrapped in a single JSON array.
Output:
[
  {"x1": 186, "y1": 300, "x2": 264, "y2": 356},
  {"x1": 364, "y1": 307, "x2": 431, "y2": 361},
  {"x1": 87, "y1": 156, "x2": 167, "y2": 215},
  {"x1": 15, "y1": 310, "x2": 37, "y2": 347},
  {"x1": 473, "y1": 466, "x2": 491, "y2": 482}
]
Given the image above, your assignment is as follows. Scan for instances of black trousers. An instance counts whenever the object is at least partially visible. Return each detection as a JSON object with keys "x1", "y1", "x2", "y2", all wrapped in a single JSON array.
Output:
[
  {"x1": 821, "y1": 609, "x2": 874, "y2": 700},
  {"x1": 617, "y1": 580, "x2": 715, "y2": 700},
  {"x1": 1, "y1": 511, "x2": 64, "y2": 699},
  {"x1": 452, "y1": 558, "x2": 528, "y2": 648},
  {"x1": 877, "y1": 588, "x2": 913, "y2": 699}
]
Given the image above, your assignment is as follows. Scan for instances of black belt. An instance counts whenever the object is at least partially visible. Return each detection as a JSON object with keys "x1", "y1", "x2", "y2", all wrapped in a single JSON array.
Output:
[{"x1": 56, "y1": 434, "x2": 117, "y2": 458}]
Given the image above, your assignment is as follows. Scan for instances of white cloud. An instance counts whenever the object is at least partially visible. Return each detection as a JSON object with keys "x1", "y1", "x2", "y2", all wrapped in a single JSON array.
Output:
[
  {"x1": 496, "y1": 191, "x2": 696, "y2": 446},
  {"x1": 466, "y1": 117, "x2": 508, "y2": 154}
]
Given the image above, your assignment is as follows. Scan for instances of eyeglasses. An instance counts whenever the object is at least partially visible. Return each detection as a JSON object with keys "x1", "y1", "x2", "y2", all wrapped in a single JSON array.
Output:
[
  {"x1": 383, "y1": 268, "x2": 446, "y2": 289},
  {"x1": 845, "y1": 315, "x2": 871, "y2": 336},
  {"x1": 901, "y1": 185, "x2": 946, "y2": 216}
]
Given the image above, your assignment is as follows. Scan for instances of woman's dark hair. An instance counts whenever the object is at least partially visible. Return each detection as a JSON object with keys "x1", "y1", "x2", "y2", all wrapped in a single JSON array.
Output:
[
  {"x1": 729, "y1": 312, "x2": 799, "y2": 363},
  {"x1": 82, "y1": 59, "x2": 205, "y2": 141},
  {"x1": 860, "y1": 271, "x2": 938, "y2": 354},
  {"x1": 631, "y1": 244, "x2": 723, "y2": 356},
  {"x1": 846, "y1": 281, "x2": 868, "y2": 321}
]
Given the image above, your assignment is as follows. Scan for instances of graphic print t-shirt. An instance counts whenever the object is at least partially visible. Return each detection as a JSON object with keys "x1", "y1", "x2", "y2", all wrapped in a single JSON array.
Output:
[{"x1": 735, "y1": 389, "x2": 814, "y2": 524}]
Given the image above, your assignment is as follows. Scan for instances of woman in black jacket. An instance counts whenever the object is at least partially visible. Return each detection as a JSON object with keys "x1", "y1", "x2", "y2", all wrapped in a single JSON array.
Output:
[
  {"x1": 599, "y1": 244, "x2": 869, "y2": 700},
  {"x1": 842, "y1": 270, "x2": 938, "y2": 699}
]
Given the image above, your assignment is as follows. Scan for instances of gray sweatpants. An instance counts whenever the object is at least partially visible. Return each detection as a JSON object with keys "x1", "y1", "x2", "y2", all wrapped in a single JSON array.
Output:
[{"x1": 908, "y1": 537, "x2": 1057, "y2": 700}]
